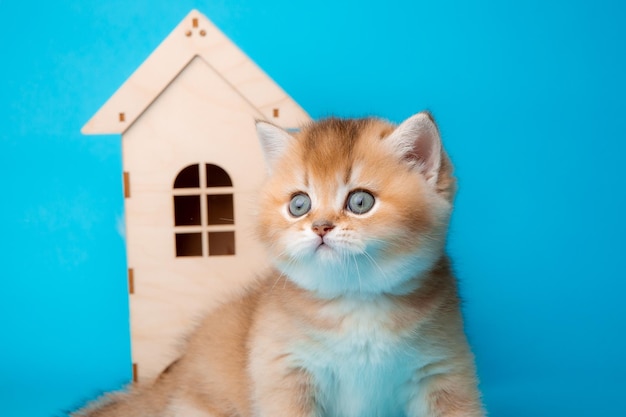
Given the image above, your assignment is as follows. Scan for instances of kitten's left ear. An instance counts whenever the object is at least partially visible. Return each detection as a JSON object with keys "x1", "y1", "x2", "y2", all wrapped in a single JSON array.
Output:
[
  {"x1": 385, "y1": 112, "x2": 442, "y2": 186},
  {"x1": 255, "y1": 120, "x2": 294, "y2": 173}
]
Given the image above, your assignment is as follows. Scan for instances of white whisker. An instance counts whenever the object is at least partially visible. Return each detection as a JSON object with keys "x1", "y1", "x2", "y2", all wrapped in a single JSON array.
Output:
[
  {"x1": 362, "y1": 250, "x2": 389, "y2": 285},
  {"x1": 352, "y1": 253, "x2": 362, "y2": 295}
]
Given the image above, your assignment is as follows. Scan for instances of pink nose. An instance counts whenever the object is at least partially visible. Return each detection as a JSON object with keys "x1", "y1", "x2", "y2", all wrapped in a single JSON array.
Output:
[{"x1": 312, "y1": 221, "x2": 335, "y2": 237}]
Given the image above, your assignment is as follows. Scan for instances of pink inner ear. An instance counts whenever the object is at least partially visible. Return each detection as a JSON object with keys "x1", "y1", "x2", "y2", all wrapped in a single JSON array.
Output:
[
  {"x1": 411, "y1": 131, "x2": 438, "y2": 176},
  {"x1": 389, "y1": 113, "x2": 442, "y2": 184}
]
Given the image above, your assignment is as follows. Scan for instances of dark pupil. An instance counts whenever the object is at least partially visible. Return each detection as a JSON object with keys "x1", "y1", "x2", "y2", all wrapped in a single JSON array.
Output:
[
  {"x1": 353, "y1": 195, "x2": 364, "y2": 207},
  {"x1": 295, "y1": 197, "x2": 305, "y2": 209}
]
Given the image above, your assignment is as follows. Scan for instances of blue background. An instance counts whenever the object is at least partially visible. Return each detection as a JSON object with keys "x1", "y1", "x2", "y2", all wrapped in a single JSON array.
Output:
[{"x1": 1, "y1": 1, "x2": 625, "y2": 416}]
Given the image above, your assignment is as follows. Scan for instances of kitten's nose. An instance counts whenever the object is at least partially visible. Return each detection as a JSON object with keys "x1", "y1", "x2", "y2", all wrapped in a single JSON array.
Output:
[{"x1": 312, "y1": 220, "x2": 335, "y2": 237}]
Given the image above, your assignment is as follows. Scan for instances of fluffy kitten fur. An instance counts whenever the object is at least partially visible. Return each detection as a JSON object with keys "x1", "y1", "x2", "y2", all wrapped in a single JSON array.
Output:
[{"x1": 75, "y1": 112, "x2": 484, "y2": 417}]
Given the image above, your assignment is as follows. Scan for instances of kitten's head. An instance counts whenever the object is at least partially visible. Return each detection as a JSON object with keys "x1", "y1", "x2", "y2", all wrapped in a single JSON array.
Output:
[{"x1": 256, "y1": 112, "x2": 456, "y2": 298}]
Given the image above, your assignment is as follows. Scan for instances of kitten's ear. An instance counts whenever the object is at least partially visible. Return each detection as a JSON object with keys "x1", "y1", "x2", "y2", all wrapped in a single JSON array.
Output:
[
  {"x1": 385, "y1": 112, "x2": 442, "y2": 186},
  {"x1": 255, "y1": 121, "x2": 294, "y2": 172}
]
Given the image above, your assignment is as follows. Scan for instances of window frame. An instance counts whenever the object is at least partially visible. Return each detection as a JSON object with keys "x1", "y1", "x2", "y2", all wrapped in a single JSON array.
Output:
[{"x1": 173, "y1": 163, "x2": 236, "y2": 257}]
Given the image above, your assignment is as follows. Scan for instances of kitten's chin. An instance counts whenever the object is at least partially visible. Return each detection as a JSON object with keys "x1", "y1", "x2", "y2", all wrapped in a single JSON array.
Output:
[{"x1": 275, "y1": 248, "x2": 441, "y2": 299}]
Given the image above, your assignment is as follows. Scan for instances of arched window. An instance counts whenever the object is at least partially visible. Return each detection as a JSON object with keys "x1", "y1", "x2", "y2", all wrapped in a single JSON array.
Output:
[{"x1": 173, "y1": 163, "x2": 235, "y2": 257}]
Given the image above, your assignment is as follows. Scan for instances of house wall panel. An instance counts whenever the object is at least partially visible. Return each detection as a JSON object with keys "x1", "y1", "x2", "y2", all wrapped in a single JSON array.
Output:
[{"x1": 121, "y1": 55, "x2": 271, "y2": 380}]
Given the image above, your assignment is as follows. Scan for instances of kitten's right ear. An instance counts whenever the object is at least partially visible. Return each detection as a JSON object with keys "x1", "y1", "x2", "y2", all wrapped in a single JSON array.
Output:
[{"x1": 256, "y1": 120, "x2": 294, "y2": 173}]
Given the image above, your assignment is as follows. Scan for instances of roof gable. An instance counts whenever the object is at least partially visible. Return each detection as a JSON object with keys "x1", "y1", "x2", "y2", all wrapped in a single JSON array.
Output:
[{"x1": 82, "y1": 9, "x2": 309, "y2": 135}]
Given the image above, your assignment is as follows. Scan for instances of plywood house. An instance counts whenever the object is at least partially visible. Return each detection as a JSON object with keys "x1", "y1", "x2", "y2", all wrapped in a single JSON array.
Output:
[{"x1": 82, "y1": 9, "x2": 310, "y2": 381}]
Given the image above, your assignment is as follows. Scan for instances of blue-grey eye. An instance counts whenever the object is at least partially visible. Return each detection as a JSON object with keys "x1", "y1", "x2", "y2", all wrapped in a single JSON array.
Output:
[
  {"x1": 289, "y1": 193, "x2": 311, "y2": 217},
  {"x1": 347, "y1": 190, "x2": 375, "y2": 214}
]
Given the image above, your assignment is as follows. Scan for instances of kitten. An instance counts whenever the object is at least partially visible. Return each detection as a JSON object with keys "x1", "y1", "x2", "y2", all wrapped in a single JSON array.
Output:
[{"x1": 74, "y1": 112, "x2": 484, "y2": 417}]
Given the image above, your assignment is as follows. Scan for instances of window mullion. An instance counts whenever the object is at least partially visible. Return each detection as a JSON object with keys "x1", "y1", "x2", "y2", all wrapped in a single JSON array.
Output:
[{"x1": 199, "y1": 163, "x2": 209, "y2": 257}]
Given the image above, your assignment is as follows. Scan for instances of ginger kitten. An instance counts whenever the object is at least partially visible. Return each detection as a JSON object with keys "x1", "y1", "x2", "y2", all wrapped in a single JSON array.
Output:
[{"x1": 75, "y1": 112, "x2": 484, "y2": 417}]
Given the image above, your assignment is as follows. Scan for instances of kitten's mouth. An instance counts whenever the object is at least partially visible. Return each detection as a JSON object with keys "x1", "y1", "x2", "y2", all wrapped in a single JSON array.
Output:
[{"x1": 315, "y1": 239, "x2": 333, "y2": 253}]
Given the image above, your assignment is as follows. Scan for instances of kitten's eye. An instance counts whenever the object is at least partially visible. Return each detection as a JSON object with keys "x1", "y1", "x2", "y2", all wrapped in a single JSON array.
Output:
[
  {"x1": 346, "y1": 190, "x2": 375, "y2": 215},
  {"x1": 288, "y1": 193, "x2": 311, "y2": 217}
]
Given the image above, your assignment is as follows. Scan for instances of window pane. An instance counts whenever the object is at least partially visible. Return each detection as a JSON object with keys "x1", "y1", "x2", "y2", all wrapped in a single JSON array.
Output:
[
  {"x1": 207, "y1": 194, "x2": 234, "y2": 225},
  {"x1": 176, "y1": 233, "x2": 202, "y2": 257},
  {"x1": 208, "y1": 231, "x2": 235, "y2": 256},
  {"x1": 174, "y1": 164, "x2": 200, "y2": 188},
  {"x1": 206, "y1": 164, "x2": 232, "y2": 187},
  {"x1": 174, "y1": 195, "x2": 201, "y2": 226}
]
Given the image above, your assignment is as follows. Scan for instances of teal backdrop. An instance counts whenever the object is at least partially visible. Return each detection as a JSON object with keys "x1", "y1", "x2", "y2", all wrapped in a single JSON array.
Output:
[{"x1": 1, "y1": 1, "x2": 625, "y2": 416}]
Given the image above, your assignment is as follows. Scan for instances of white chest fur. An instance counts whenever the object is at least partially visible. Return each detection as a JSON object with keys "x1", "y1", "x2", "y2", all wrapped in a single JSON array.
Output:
[{"x1": 290, "y1": 297, "x2": 431, "y2": 417}]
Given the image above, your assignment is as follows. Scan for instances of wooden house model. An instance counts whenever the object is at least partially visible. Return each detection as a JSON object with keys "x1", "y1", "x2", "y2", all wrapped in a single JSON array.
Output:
[{"x1": 82, "y1": 9, "x2": 310, "y2": 381}]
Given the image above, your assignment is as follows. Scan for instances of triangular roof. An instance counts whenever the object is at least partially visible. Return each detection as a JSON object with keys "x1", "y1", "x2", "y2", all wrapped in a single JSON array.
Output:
[{"x1": 82, "y1": 9, "x2": 309, "y2": 135}]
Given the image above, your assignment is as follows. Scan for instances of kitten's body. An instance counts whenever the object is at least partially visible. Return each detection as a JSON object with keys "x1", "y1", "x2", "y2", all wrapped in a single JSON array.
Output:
[{"x1": 76, "y1": 113, "x2": 484, "y2": 417}]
